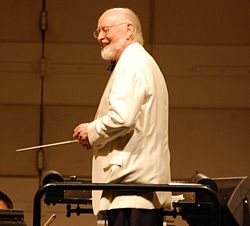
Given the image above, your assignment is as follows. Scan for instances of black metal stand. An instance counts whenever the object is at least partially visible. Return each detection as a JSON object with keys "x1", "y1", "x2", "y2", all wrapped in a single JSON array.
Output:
[{"x1": 33, "y1": 182, "x2": 220, "y2": 226}]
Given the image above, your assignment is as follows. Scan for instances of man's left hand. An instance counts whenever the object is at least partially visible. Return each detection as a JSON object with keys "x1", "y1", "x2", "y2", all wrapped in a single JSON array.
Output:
[{"x1": 73, "y1": 123, "x2": 91, "y2": 149}]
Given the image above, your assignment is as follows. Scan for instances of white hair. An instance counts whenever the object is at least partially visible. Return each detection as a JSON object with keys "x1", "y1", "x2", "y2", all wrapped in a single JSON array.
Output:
[{"x1": 104, "y1": 8, "x2": 144, "y2": 45}]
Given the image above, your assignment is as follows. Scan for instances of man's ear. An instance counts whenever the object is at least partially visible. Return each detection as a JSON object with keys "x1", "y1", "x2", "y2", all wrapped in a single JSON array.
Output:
[{"x1": 126, "y1": 24, "x2": 134, "y2": 40}]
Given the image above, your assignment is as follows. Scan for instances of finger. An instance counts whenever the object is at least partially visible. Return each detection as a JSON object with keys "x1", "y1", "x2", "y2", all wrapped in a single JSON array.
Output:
[
  {"x1": 73, "y1": 130, "x2": 80, "y2": 138},
  {"x1": 73, "y1": 132, "x2": 78, "y2": 138},
  {"x1": 73, "y1": 125, "x2": 80, "y2": 133}
]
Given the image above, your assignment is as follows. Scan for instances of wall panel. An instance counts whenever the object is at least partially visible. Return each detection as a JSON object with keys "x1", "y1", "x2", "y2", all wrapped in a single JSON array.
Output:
[
  {"x1": 154, "y1": 0, "x2": 250, "y2": 44},
  {"x1": 170, "y1": 108, "x2": 250, "y2": 179},
  {"x1": 44, "y1": 43, "x2": 110, "y2": 105},
  {"x1": 0, "y1": 43, "x2": 41, "y2": 104},
  {"x1": 153, "y1": 45, "x2": 250, "y2": 108},
  {"x1": 0, "y1": 105, "x2": 40, "y2": 175},
  {"x1": 0, "y1": 0, "x2": 41, "y2": 42}
]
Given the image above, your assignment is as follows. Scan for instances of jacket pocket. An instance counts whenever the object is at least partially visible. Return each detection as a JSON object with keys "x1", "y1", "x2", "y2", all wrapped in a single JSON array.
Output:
[
  {"x1": 103, "y1": 151, "x2": 124, "y2": 170},
  {"x1": 103, "y1": 151, "x2": 130, "y2": 183}
]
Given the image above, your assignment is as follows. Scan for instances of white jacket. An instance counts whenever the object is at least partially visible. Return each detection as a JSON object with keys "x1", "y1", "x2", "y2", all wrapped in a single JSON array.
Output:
[{"x1": 88, "y1": 43, "x2": 172, "y2": 215}]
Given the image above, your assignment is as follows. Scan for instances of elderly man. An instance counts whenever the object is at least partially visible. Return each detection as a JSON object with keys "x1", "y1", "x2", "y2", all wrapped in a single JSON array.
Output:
[{"x1": 73, "y1": 8, "x2": 171, "y2": 226}]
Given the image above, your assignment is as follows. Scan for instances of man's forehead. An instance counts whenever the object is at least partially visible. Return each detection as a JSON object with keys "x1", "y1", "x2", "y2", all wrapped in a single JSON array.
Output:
[{"x1": 98, "y1": 11, "x2": 120, "y2": 26}]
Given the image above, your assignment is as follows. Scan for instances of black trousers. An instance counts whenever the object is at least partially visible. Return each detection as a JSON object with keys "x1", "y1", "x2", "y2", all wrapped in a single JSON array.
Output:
[{"x1": 107, "y1": 208, "x2": 164, "y2": 226}]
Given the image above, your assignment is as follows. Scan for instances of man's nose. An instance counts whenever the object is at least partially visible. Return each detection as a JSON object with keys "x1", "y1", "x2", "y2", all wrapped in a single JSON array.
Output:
[{"x1": 97, "y1": 31, "x2": 105, "y2": 41}]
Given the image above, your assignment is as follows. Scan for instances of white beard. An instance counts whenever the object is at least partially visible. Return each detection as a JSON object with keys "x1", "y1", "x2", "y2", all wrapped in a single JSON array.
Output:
[
  {"x1": 101, "y1": 44, "x2": 116, "y2": 61},
  {"x1": 101, "y1": 37, "x2": 127, "y2": 61}
]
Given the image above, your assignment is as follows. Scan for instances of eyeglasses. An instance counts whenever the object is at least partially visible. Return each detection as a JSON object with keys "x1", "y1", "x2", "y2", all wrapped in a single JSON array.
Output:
[{"x1": 93, "y1": 23, "x2": 128, "y2": 39}]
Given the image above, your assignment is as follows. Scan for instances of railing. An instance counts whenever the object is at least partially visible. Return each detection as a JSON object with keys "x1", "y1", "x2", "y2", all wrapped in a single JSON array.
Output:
[{"x1": 33, "y1": 182, "x2": 221, "y2": 226}]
